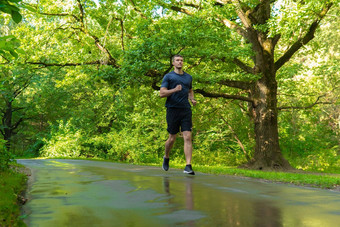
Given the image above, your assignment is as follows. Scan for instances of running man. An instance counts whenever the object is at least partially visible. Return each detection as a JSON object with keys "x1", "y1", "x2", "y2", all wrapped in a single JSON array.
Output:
[{"x1": 159, "y1": 54, "x2": 197, "y2": 175}]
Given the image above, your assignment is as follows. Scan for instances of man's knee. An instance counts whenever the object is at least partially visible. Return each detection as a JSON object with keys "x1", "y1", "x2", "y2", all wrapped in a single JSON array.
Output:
[
  {"x1": 167, "y1": 134, "x2": 177, "y2": 144},
  {"x1": 182, "y1": 131, "x2": 192, "y2": 142}
]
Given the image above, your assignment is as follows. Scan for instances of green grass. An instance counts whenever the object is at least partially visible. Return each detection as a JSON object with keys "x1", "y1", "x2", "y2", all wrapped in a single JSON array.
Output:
[
  {"x1": 0, "y1": 166, "x2": 27, "y2": 227},
  {"x1": 171, "y1": 163, "x2": 340, "y2": 189},
  {"x1": 143, "y1": 162, "x2": 340, "y2": 189}
]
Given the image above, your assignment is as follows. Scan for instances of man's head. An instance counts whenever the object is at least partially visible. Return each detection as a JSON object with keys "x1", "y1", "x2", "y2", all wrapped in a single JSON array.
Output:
[{"x1": 172, "y1": 54, "x2": 184, "y2": 70}]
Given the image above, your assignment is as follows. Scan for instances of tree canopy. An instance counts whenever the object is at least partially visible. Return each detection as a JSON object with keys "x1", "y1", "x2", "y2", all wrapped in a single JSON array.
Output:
[{"x1": 0, "y1": 0, "x2": 339, "y2": 171}]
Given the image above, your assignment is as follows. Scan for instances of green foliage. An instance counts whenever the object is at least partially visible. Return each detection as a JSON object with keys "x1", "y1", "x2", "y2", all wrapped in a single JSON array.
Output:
[
  {"x1": 39, "y1": 86, "x2": 166, "y2": 163},
  {"x1": 0, "y1": 166, "x2": 27, "y2": 227},
  {"x1": 277, "y1": 5, "x2": 340, "y2": 171},
  {"x1": 41, "y1": 120, "x2": 85, "y2": 158},
  {"x1": 38, "y1": 83, "x2": 253, "y2": 167},
  {"x1": 22, "y1": 138, "x2": 44, "y2": 158},
  {"x1": 0, "y1": 138, "x2": 14, "y2": 171},
  {"x1": 0, "y1": 0, "x2": 22, "y2": 23},
  {"x1": 0, "y1": 0, "x2": 338, "y2": 172},
  {"x1": 293, "y1": 148, "x2": 339, "y2": 172},
  {"x1": 0, "y1": 35, "x2": 21, "y2": 58},
  {"x1": 280, "y1": 109, "x2": 339, "y2": 172},
  {"x1": 191, "y1": 164, "x2": 340, "y2": 189},
  {"x1": 0, "y1": 0, "x2": 22, "y2": 59}
]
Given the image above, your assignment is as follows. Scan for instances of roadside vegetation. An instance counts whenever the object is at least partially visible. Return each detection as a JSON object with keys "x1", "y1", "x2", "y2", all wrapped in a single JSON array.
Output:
[
  {"x1": 0, "y1": 0, "x2": 339, "y2": 224},
  {"x1": 0, "y1": 165, "x2": 27, "y2": 227},
  {"x1": 142, "y1": 161, "x2": 340, "y2": 190},
  {"x1": 193, "y1": 165, "x2": 340, "y2": 189}
]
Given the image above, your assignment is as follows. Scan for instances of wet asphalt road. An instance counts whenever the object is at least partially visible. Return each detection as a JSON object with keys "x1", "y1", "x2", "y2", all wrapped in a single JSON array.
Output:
[{"x1": 17, "y1": 159, "x2": 340, "y2": 227}]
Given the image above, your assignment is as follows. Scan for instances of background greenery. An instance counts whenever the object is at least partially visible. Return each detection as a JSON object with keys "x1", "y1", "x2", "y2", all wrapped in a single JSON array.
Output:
[
  {"x1": 1, "y1": 1, "x2": 338, "y2": 225},
  {"x1": 0, "y1": 0, "x2": 339, "y2": 172}
]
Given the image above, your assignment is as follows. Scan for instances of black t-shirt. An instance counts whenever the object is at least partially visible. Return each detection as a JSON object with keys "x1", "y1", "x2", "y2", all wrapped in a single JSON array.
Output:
[{"x1": 161, "y1": 71, "x2": 192, "y2": 108}]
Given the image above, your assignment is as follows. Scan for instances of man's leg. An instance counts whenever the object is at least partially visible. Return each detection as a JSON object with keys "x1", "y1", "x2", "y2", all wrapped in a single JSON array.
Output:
[
  {"x1": 182, "y1": 131, "x2": 192, "y2": 165},
  {"x1": 163, "y1": 134, "x2": 176, "y2": 171},
  {"x1": 165, "y1": 134, "x2": 177, "y2": 158},
  {"x1": 182, "y1": 131, "x2": 195, "y2": 175}
]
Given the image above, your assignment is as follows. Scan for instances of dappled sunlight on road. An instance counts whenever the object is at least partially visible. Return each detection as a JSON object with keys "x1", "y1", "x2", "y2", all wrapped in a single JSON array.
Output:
[{"x1": 18, "y1": 159, "x2": 340, "y2": 227}]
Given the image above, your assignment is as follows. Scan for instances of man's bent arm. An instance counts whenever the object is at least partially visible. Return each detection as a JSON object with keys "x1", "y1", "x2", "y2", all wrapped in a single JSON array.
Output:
[
  {"x1": 160, "y1": 85, "x2": 181, "y2": 98},
  {"x1": 188, "y1": 89, "x2": 197, "y2": 106},
  {"x1": 188, "y1": 89, "x2": 195, "y2": 101}
]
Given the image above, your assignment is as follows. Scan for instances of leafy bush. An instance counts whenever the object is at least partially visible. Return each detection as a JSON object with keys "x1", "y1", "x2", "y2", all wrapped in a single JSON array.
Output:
[
  {"x1": 0, "y1": 139, "x2": 14, "y2": 171},
  {"x1": 289, "y1": 147, "x2": 339, "y2": 172},
  {"x1": 22, "y1": 139, "x2": 45, "y2": 158},
  {"x1": 41, "y1": 120, "x2": 85, "y2": 158},
  {"x1": 37, "y1": 85, "x2": 256, "y2": 167},
  {"x1": 0, "y1": 168, "x2": 27, "y2": 227}
]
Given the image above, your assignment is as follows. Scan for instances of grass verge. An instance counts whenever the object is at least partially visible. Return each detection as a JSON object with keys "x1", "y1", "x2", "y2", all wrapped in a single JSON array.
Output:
[
  {"x1": 0, "y1": 165, "x2": 28, "y2": 227},
  {"x1": 144, "y1": 162, "x2": 340, "y2": 190},
  {"x1": 170, "y1": 163, "x2": 340, "y2": 189}
]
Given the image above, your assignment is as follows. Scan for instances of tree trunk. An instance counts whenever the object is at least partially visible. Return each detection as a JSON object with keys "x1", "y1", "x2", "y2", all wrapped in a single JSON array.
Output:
[
  {"x1": 246, "y1": 80, "x2": 292, "y2": 170},
  {"x1": 3, "y1": 101, "x2": 13, "y2": 151},
  {"x1": 245, "y1": 54, "x2": 293, "y2": 170},
  {"x1": 240, "y1": 29, "x2": 293, "y2": 170}
]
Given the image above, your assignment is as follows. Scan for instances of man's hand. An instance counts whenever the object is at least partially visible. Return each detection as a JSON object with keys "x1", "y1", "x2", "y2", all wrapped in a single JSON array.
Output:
[
  {"x1": 159, "y1": 85, "x2": 182, "y2": 98},
  {"x1": 190, "y1": 99, "x2": 197, "y2": 106},
  {"x1": 174, "y1": 84, "x2": 182, "y2": 92}
]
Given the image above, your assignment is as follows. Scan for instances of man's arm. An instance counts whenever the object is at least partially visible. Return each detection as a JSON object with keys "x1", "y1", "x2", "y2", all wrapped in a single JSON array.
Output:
[
  {"x1": 159, "y1": 85, "x2": 182, "y2": 98},
  {"x1": 188, "y1": 89, "x2": 197, "y2": 106}
]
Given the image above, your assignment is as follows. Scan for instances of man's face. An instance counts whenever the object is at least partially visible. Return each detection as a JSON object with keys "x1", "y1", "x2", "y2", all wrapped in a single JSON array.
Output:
[{"x1": 172, "y1": 57, "x2": 184, "y2": 69}]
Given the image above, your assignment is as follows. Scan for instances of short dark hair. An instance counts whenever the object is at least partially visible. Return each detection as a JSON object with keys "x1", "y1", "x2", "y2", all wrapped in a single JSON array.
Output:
[{"x1": 172, "y1": 54, "x2": 183, "y2": 62}]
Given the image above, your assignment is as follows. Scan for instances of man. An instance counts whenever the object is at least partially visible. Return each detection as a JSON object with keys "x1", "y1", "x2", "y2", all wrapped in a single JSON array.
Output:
[{"x1": 160, "y1": 54, "x2": 197, "y2": 175}]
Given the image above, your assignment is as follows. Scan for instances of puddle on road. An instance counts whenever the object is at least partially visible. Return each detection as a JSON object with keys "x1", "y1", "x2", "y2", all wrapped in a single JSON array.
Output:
[{"x1": 18, "y1": 159, "x2": 340, "y2": 227}]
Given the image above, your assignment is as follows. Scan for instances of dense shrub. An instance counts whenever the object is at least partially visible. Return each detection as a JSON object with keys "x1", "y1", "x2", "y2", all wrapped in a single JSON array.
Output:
[{"x1": 0, "y1": 139, "x2": 14, "y2": 171}]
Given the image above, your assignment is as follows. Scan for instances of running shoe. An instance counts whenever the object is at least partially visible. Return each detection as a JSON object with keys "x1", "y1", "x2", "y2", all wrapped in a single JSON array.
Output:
[
  {"x1": 162, "y1": 157, "x2": 169, "y2": 171},
  {"x1": 183, "y1": 164, "x2": 195, "y2": 175}
]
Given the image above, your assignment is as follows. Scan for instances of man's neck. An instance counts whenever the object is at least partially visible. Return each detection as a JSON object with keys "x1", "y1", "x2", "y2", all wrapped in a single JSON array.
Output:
[{"x1": 174, "y1": 68, "x2": 183, "y2": 75}]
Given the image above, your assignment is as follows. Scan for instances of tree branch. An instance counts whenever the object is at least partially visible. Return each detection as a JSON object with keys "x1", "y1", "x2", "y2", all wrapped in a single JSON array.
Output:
[
  {"x1": 119, "y1": 18, "x2": 125, "y2": 51},
  {"x1": 210, "y1": 55, "x2": 255, "y2": 74},
  {"x1": 13, "y1": 79, "x2": 30, "y2": 99},
  {"x1": 195, "y1": 89, "x2": 254, "y2": 103},
  {"x1": 68, "y1": 26, "x2": 119, "y2": 67},
  {"x1": 152, "y1": 81, "x2": 160, "y2": 91},
  {"x1": 26, "y1": 61, "x2": 107, "y2": 67},
  {"x1": 218, "y1": 79, "x2": 253, "y2": 90},
  {"x1": 83, "y1": 32, "x2": 119, "y2": 67},
  {"x1": 11, "y1": 117, "x2": 23, "y2": 131},
  {"x1": 158, "y1": 1, "x2": 201, "y2": 16},
  {"x1": 128, "y1": 0, "x2": 148, "y2": 19},
  {"x1": 218, "y1": 17, "x2": 247, "y2": 38},
  {"x1": 35, "y1": 3, "x2": 120, "y2": 68},
  {"x1": 37, "y1": 12, "x2": 79, "y2": 22},
  {"x1": 187, "y1": 57, "x2": 203, "y2": 70},
  {"x1": 76, "y1": 0, "x2": 86, "y2": 30},
  {"x1": 169, "y1": 5, "x2": 193, "y2": 16},
  {"x1": 278, "y1": 95, "x2": 332, "y2": 110},
  {"x1": 216, "y1": 1, "x2": 263, "y2": 55},
  {"x1": 275, "y1": 4, "x2": 333, "y2": 71},
  {"x1": 232, "y1": 58, "x2": 254, "y2": 74},
  {"x1": 231, "y1": 0, "x2": 252, "y2": 29},
  {"x1": 220, "y1": 114, "x2": 251, "y2": 161},
  {"x1": 12, "y1": 107, "x2": 25, "y2": 113}
]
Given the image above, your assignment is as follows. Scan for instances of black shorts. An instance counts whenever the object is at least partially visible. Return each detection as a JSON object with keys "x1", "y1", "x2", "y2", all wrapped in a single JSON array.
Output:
[{"x1": 166, "y1": 108, "x2": 192, "y2": 134}]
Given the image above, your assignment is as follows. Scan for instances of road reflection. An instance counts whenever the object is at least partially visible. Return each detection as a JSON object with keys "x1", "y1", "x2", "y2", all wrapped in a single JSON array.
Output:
[
  {"x1": 162, "y1": 175, "x2": 285, "y2": 226},
  {"x1": 18, "y1": 159, "x2": 340, "y2": 227},
  {"x1": 163, "y1": 176, "x2": 195, "y2": 226},
  {"x1": 253, "y1": 200, "x2": 282, "y2": 227}
]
